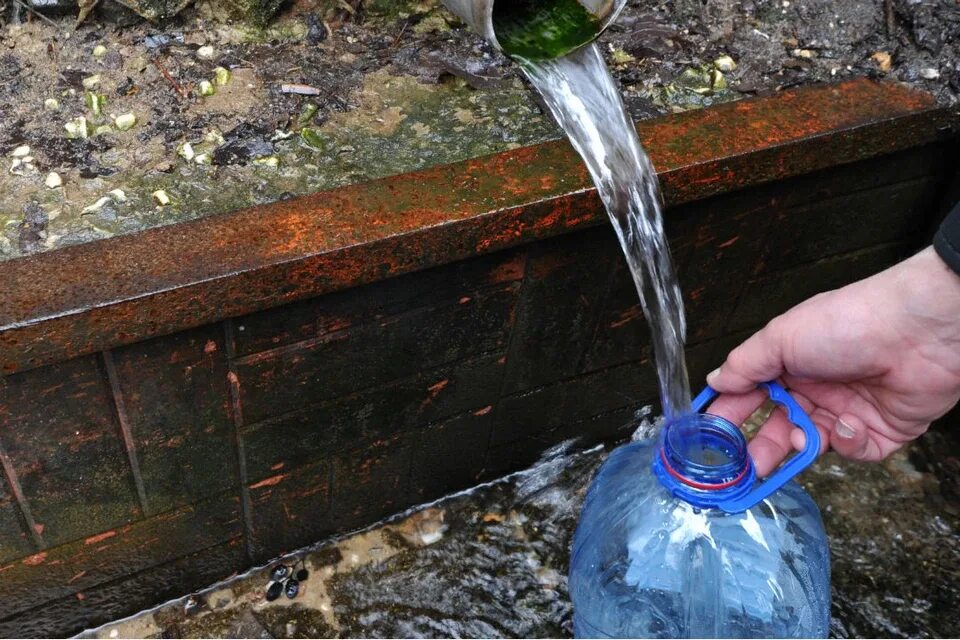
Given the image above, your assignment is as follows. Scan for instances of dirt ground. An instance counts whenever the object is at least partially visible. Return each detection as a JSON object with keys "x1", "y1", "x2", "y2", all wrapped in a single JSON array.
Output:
[{"x1": 1, "y1": 0, "x2": 957, "y2": 261}]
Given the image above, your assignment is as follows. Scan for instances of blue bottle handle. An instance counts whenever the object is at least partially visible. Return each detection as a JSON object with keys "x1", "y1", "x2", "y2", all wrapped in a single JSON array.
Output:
[{"x1": 691, "y1": 381, "x2": 821, "y2": 513}]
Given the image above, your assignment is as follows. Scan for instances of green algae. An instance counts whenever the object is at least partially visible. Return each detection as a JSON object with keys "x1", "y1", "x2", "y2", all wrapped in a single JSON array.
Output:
[{"x1": 493, "y1": 0, "x2": 602, "y2": 61}]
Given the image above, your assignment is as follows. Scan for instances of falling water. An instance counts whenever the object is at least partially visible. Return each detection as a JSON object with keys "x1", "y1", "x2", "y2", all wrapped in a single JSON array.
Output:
[{"x1": 519, "y1": 43, "x2": 692, "y2": 419}]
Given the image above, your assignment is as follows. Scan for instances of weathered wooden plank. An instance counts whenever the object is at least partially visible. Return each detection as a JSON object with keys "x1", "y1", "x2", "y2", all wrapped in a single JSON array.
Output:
[
  {"x1": 328, "y1": 435, "x2": 413, "y2": 534},
  {"x1": 0, "y1": 491, "x2": 241, "y2": 621},
  {"x1": 729, "y1": 243, "x2": 912, "y2": 333},
  {"x1": 755, "y1": 178, "x2": 940, "y2": 275},
  {"x1": 0, "y1": 478, "x2": 34, "y2": 564},
  {"x1": 500, "y1": 228, "x2": 617, "y2": 395},
  {"x1": 0, "y1": 538, "x2": 246, "y2": 638},
  {"x1": 407, "y1": 410, "x2": 494, "y2": 504},
  {"x1": 236, "y1": 282, "x2": 520, "y2": 425},
  {"x1": 482, "y1": 403, "x2": 647, "y2": 481},
  {"x1": 0, "y1": 356, "x2": 139, "y2": 547},
  {"x1": 242, "y1": 354, "x2": 506, "y2": 483},
  {"x1": 112, "y1": 327, "x2": 239, "y2": 514},
  {"x1": 248, "y1": 459, "x2": 330, "y2": 561},
  {"x1": 492, "y1": 359, "x2": 659, "y2": 448},
  {"x1": 234, "y1": 250, "x2": 525, "y2": 358}
]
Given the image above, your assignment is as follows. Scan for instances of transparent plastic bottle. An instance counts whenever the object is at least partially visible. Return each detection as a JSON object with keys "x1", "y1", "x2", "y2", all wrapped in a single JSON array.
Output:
[{"x1": 569, "y1": 383, "x2": 831, "y2": 638}]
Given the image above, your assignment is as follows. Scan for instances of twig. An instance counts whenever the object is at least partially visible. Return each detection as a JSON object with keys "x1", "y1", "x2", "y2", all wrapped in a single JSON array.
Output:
[
  {"x1": 391, "y1": 21, "x2": 408, "y2": 51},
  {"x1": 13, "y1": 0, "x2": 60, "y2": 28},
  {"x1": 151, "y1": 56, "x2": 186, "y2": 100},
  {"x1": 884, "y1": 0, "x2": 895, "y2": 37}
]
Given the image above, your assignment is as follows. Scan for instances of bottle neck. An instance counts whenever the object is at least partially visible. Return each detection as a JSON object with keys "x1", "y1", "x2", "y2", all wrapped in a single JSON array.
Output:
[{"x1": 653, "y1": 414, "x2": 756, "y2": 509}]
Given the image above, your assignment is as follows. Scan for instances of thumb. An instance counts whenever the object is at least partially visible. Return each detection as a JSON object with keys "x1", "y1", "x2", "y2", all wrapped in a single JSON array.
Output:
[
  {"x1": 707, "y1": 318, "x2": 787, "y2": 393},
  {"x1": 828, "y1": 413, "x2": 872, "y2": 460}
]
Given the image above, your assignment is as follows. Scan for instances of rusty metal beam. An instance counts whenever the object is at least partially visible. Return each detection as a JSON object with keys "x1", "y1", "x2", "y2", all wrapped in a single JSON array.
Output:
[{"x1": 1, "y1": 79, "x2": 957, "y2": 375}]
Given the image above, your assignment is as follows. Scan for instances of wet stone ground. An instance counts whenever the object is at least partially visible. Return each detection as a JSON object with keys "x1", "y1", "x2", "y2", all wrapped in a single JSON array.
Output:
[
  {"x1": 83, "y1": 414, "x2": 960, "y2": 639},
  {"x1": 1, "y1": 0, "x2": 959, "y2": 261}
]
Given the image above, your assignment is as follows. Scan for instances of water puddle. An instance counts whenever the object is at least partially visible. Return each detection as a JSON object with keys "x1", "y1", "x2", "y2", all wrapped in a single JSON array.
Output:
[{"x1": 83, "y1": 431, "x2": 960, "y2": 639}]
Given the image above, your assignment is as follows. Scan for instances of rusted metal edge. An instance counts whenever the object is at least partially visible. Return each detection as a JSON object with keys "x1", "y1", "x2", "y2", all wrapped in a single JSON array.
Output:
[{"x1": 1, "y1": 79, "x2": 957, "y2": 375}]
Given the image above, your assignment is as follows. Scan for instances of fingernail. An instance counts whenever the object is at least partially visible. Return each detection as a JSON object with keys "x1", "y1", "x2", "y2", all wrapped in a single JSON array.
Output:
[
  {"x1": 707, "y1": 367, "x2": 721, "y2": 384},
  {"x1": 835, "y1": 419, "x2": 856, "y2": 439}
]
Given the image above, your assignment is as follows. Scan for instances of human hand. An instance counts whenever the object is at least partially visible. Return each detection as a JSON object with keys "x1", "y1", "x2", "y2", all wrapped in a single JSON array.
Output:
[{"x1": 706, "y1": 247, "x2": 960, "y2": 477}]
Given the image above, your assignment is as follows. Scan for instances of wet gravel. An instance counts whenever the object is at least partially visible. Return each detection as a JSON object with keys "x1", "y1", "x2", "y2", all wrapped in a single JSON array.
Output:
[{"x1": 85, "y1": 413, "x2": 960, "y2": 639}]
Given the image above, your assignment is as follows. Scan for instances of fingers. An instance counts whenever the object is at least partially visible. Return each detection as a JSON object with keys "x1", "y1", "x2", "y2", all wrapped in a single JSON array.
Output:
[
  {"x1": 827, "y1": 412, "x2": 903, "y2": 462},
  {"x1": 704, "y1": 388, "x2": 768, "y2": 430},
  {"x1": 748, "y1": 412, "x2": 795, "y2": 477},
  {"x1": 707, "y1": 319, "x2": 788, "y2": 394},
  {"x1": 827, "y1": 412, "x2": 871, "y2": 460}
]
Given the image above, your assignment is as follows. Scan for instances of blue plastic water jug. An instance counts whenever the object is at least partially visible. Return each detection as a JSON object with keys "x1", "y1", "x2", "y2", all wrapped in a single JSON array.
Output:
[{"x1": 569, "y1": 382, "x2": 831, "y2": 638}]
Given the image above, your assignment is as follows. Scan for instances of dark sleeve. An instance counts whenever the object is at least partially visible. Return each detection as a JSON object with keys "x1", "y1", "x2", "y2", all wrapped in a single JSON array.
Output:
[{"x1": 934, "y1": 201, "x2": 960, "y2": 276}]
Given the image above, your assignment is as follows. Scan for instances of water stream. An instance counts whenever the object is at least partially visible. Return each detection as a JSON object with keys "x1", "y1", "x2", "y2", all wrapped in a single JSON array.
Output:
[{"x1": 519, "y1": 43, "x2": 692, "y2": 420}]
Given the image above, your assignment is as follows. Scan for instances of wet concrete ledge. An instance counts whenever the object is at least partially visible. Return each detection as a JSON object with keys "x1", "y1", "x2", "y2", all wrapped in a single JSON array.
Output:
[{"x1": 1, "y1": 78, "x2": 957, "y2": 376}]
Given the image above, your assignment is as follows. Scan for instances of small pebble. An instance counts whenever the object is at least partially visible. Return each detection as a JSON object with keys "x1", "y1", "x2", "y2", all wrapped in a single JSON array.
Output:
[
  {"x1": 93, "y1": 44, "x2": 107, "y2": 58},
  {"x1": 44, "y1": 98, "x2": 60, "y2": 111},
  {"x1": 178, "y1": 142, "x2": 195, "y2": 161},
  {"x1": 65, "y1": 116, "x2": 93, "y2": 139},
  {"x1": 714, "y1": 55, "x2": 737, "y2": 72},
  {"x1": 45, "y1": 172, "x2": 62, "y2": 189},
  {"x1": 109, "y1": 189, "x2": 127, "y2": 203},
  {"x1": 82, "y1": 74, "x2": 101, "y2": 89},
  {"x1": 871, "y1": 51, "x2": 892, "y2": 72},
  {"x1": 198, "y1": 80, "x2": 215, "y2": 97},
  {"x1": 919, "y1": 68, "x2": 940, "y2": 80},
  {"x1": 11, "y1": 145, "x2": 30, "y2": 157},
  {"x1": 152, "y1": 190, "x2": 171, "y2": 206},
  {"x1": 197, "y1": 45, "x2": 215, "y2": 60},
  {"x1": 114, "y1": 113, "x2": 137, "y2": 131}
]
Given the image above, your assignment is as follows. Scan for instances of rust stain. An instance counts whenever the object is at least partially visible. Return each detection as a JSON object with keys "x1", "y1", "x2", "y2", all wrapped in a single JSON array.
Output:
[
  {"x1": 21, "y1": 552, "x2": 46, "y2": 566},
  {"x1": 717, "y1": 236, "x2": 740, "y2": 249},
  {"x1": 610, "y1": 308, "x2": 641, "y2": 329},
  {"x1": 428, "y1": 380, "x2": 449, "y2": 394},
  {"x1": 0, "y1": 80, "x2": 954, "y2": 376},
  {"x1": 85, "y1": 530, "x2": 117, "y2": 545},
  {"x1": 67, "y1": 570, "x2": 87, "y2": 584},
  {"x1": 249, "y1": 474, "x2": 287, "y2": 489}
]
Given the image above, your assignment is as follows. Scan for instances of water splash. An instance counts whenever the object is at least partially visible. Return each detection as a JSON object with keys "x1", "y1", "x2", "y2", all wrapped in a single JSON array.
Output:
[{"x1": 519, "y1": 43, "x2": 692, "y2": 420}]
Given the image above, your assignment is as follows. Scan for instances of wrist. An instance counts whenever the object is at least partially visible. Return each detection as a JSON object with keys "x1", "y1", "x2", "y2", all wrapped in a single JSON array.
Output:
[{"x1": 896, "y1": 247, "x2": 960, "y2": 347}]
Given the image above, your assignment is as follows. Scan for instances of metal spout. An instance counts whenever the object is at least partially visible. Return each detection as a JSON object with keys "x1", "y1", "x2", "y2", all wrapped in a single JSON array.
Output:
[{"x1": 442, "y1": 0, "x2": 627, "y2": 58}]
